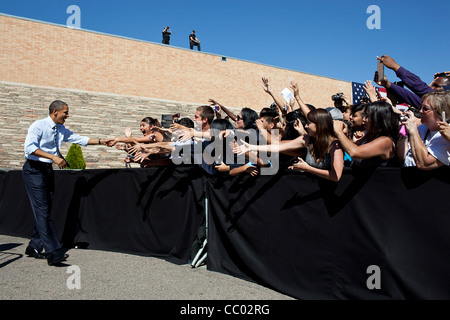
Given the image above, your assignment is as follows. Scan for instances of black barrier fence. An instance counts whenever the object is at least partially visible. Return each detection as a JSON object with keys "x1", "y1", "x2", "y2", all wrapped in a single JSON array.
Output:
[
  {"x1": 1, "y1": 165, "x2": 449, "y2": 299},
  {"x1": 0, "y1": 165, "x2": 206, "y2": 263}
]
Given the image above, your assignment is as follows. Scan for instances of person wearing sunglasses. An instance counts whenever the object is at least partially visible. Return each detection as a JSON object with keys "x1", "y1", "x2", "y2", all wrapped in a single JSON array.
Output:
[{"x1": 400, "y1": 91, "x2": 450, "y2": 169}]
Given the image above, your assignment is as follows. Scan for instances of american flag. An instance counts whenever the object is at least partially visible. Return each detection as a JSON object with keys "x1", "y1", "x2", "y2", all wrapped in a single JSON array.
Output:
[
  {"x1": 375, "y1": 86, "x2": 387, "y2": 99},
  {"x1": 352, "y1": 82, "x2": 388, "y2": 104},
  {"x1": 352, "y1": 82, "x2": 367, "y2": 104}
]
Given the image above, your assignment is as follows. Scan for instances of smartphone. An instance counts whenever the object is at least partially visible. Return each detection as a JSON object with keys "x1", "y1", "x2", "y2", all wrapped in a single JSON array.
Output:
[{"x1": 377, "y1": 61, "x2": 384, "y2": 81}]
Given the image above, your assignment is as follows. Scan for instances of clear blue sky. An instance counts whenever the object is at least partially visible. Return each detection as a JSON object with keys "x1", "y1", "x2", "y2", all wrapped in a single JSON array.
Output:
[{"x1": 1, "y1": 0, "x2": 448, "y2": 86}]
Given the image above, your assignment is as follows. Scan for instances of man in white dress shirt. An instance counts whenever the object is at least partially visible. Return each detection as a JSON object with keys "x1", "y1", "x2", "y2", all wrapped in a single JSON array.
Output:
[{"x1": 22, "y1": 100, "x2": 112, "y2": 266}]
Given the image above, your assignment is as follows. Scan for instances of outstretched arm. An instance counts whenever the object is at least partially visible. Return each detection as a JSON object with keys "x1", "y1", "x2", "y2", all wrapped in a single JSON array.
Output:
[{"x1": 234, "y1": 135, "x2": 307, "y2": 155}]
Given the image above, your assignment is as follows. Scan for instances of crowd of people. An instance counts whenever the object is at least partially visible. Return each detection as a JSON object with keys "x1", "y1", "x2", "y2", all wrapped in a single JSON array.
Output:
[
  {"x1": 110, "y1": 55, "x2": 450, "y2": 180},
  {"x1": 21, "y1": 55, "x2": 449, "y2": 266}
]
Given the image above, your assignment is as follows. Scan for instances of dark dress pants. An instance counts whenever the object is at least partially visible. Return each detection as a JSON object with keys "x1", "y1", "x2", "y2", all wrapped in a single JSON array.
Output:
[
  {"x1": 22, "y1": 160, "x2": 61, "y2": 254},
  {"x1": 190, "y1": 41, "x2": 201, "y2": 51}
]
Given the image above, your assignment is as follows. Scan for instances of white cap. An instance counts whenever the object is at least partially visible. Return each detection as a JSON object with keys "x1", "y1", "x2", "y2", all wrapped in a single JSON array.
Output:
[{"x1": 325, "y1": 107, "x2": 344, "y2": 121}]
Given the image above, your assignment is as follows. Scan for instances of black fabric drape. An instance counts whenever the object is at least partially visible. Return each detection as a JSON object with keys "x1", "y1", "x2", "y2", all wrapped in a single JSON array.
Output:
[
  {"x1": 206, "y1": 167, "x2": 450, "y2": 299},
  {"x1": 1, "y1": 165, "x2": 450, "y2": 299},
  {"x1": 0, "y1": 165, "x2": 206, "y2": 263}
]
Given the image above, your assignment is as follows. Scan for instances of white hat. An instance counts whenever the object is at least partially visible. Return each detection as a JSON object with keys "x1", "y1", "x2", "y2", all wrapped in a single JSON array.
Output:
[{"x1": 325, "y1": 107, "x2": 344, "y2": 121}]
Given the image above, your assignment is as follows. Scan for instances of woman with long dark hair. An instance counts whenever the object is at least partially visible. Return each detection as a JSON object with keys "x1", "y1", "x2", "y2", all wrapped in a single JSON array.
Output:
[
  {"x1": 235, "y1": 108, "x2": 344, "y2": 181},
  {"x1": 235, "y1": 107, "x2": 259, "y2": 131},
  {"x1": 107, "y1": 116, "x2": 170, "y2": 167},
  {"x1": 333, "y1": 101, "x2": 400, "y2": 168},
  {"x1": 108, "y1": 116, "x2": 168, "y2": 146}
]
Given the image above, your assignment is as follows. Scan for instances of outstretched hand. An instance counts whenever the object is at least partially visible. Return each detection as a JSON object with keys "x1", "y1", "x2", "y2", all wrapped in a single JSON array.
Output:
[
  {"x1": 244, "y1": 163, "x2": 259, "y2": 177},
  {"x1": 177, "y1": 129, "x2": 194, "y2": 142},
  {"x1": 288, "y1": 157, "x2": 308, "y2": 172},
  {"x1": 233, "y1": 139, "x2": 251, "y2": 155},
  {"x1": 376, "y1": 55, "x2": 400, "y2": 72},
  {"x1": 374, "y1": 71, "x2": 390, "y2": 88},
  {"x1": 107, "y1": 139, "x2": 118, "y2": 147}
]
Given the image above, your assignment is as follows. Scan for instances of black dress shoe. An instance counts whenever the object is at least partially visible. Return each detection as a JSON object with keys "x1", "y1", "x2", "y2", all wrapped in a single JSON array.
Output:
[
  {"x1": 25, "y1": 245, "x2": 46, "y2": 259},
  {"x1": 47, "y1": 249, "x2": 69, "y2": 266}
]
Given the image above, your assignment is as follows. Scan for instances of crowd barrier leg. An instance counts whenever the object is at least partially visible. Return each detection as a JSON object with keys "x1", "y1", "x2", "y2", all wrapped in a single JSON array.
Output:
[{"x1": 191, "y1": 198, "x2": 208, "y2": 268}]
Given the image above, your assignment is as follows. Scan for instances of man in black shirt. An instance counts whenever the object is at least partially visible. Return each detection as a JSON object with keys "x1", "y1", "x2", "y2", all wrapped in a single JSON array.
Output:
[
  {"x1": 189, "y1": 30, "x2": 201, "y2": 51},
  {"x1": 162, "y1": 26, "x2": 171, "y2": 45}
]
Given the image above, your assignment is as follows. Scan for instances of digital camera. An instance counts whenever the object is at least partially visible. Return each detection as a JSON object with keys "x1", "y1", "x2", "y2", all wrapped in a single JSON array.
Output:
[{"x1": 331, "y1": 93, "x2": 344, "y2": 101}]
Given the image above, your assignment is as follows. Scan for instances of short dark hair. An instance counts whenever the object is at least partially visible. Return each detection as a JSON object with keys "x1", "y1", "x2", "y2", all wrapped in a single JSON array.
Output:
[
  {"x1": 49, "y1": 100, "x2": 67, "y2": 114},
  {"x1": 351, "y1": 103, "x2": 367, "y2": 116},
  {"x1": 259, "y1": 109, "x2": 279, "y2": 125},
  {"x1": 241, "y1": 107, "x2": 259, "y2": 130},
  {"x1": 141, "y1": 117, "x2": 161, "y2": 128},
  {"x1": 196, "y1": 105, "x2": 215, "y2": 125},
  {"x1": 178, "y1": 117, "x2": 194, "y2": 128}
]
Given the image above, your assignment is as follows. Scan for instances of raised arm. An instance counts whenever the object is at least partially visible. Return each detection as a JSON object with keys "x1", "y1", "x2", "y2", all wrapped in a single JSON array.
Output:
[
  {"x1": 290, "y1": 81, "x2": 311, "y2": 117},
  {"x1": 363, "y1": 80, "x2": 379, "y2": 103},
  {"x1": 262, "y1": 77, "x2": 287, "y2": 117},
  {"x1": 209, "y1": 99, "x2": 237, "y2": 122},
  {"x1": 377, "y1": 55, "x2": 433, "y2": 97},
  {"x1": 333, "y1": 120, "x2": 394, "y2": 160}
]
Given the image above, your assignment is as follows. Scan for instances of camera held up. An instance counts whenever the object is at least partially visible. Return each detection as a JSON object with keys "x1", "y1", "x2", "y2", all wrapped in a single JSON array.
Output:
[{"x1": 331, "y1": 92, "x2": 344, "y2": 102}]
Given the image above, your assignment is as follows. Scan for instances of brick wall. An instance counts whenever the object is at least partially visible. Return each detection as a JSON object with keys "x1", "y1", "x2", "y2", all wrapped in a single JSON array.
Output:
[
  {"x1": 0, "y1": 14, "x2": 351, "y2": 109},
  {"x1": 0, "y1": 14, "x2": 352, "y2": 170}
]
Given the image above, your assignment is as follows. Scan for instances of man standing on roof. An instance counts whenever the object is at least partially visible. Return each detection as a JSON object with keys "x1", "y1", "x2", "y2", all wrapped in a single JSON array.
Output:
[{"x1": 189, "y1": 30, "x2": 201, "y2": 51}]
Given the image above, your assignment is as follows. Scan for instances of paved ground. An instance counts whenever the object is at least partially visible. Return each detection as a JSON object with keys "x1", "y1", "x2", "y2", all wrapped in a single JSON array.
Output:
[{"x1": 0, "y1": 234, "x2": 295, "y2": 300}]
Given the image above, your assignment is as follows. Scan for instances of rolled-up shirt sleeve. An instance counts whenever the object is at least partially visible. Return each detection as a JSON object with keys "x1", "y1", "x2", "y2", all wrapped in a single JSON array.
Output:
[
  {"x1": 24, "y1": 123, "x2": 42, "y2": 156},
  {"x1": 62, "y1": 127, "x2": 90, "y2": 146}
]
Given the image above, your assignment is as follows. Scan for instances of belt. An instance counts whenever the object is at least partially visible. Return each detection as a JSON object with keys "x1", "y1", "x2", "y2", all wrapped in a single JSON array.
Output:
[{"x1": 26, "y1": 159, "x2": 53, "y2": 167}]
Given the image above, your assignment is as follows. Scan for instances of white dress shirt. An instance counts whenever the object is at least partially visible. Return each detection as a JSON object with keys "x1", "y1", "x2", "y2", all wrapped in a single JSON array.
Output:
[{"x1": 24, "y1": 116, "x2": 90, "y2": 163}]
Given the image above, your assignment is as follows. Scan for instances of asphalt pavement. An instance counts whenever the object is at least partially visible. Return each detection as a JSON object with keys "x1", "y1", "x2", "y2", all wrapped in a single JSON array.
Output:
[{"x1": 0, "y1": 234, "x2": 295, "y2": 301}]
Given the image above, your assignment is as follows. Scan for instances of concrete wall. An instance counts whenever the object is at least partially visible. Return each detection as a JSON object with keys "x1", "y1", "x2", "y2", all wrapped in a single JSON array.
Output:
[{"x1": 0, "y1": 81, "x2": 225, "y2": 170}]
